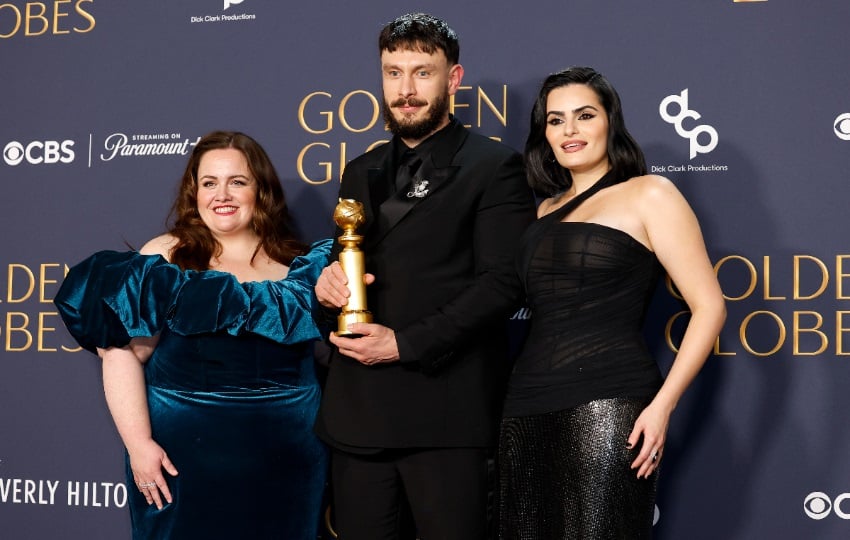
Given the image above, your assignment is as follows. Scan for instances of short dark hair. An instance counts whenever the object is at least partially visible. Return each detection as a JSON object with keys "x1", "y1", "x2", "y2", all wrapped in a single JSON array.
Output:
[
  {"x1": 168, "y1": 131, "x2": 305, "y2": 270},
  {"x1": 378, "y1": 13, "x2": 459, "y2": 65},
  {"x1": 524, "y1": 67, "x2": 646, "y2": 196}
]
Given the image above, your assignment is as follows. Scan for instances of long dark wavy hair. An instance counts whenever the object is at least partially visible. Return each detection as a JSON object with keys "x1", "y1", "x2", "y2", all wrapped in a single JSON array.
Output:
[
  {"x1": 524, "y1": 67, "x2": 647, "y2": 197},
  {"x1": 378, "y1": 13, "x2": 459, "y2": 65},
  {"x1": 167, "y1": 131, "x2": 306, "y2": 271}
]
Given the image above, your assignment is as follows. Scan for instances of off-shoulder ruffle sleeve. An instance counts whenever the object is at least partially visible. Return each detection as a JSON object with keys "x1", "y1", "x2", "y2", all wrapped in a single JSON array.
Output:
[
  {"x1": 54, "y1": 250, "x2": 186, "y2": 353},
  {"x1": 55, "y1": 240, "x2": 333, "y2": 354},
  {"x1": 167, "y1": 239, "x2": 332, "y2": 344}
]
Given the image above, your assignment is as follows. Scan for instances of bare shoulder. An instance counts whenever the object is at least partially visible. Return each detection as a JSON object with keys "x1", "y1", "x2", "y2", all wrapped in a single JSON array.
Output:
[
  {"x1": 629, "y1": 174, "x2": 677, "y2": 194},
  {"x1": 139, "y1": 234, "x2": 178, "y2": 259},
  {"x1": 625, "y1": 175, "x2": 700, "y2": 242},
  {"x1": 626, "y1": 174, "x2": 688, "y2": 207}
]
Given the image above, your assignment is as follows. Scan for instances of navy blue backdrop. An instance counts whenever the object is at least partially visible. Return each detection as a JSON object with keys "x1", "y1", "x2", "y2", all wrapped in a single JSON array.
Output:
[{"x1": 2, "y1": 1, "x2": 850, "y2": 538}]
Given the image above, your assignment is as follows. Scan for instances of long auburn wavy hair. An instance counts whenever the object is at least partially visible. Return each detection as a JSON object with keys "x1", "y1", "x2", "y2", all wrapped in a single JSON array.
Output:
[{"x1": 167, "y1": 131, "x2": 306, "y2": 271}]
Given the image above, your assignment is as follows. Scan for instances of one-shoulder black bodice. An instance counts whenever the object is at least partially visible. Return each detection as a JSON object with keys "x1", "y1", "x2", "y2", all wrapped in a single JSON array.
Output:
[{"x1": 504, "y1": 222, "x2": 663, "y2": 417}]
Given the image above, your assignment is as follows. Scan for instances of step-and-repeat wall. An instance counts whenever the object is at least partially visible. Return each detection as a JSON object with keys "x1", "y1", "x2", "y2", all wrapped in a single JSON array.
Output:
[{"x1": 2, "y1": 1, "x2": 849, "y2": 538}]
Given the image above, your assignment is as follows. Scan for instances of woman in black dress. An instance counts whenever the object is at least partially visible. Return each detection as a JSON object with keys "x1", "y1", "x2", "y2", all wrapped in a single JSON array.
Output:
[{"x1": 498, "y1": 67, "x2": 726, "y2": 539}]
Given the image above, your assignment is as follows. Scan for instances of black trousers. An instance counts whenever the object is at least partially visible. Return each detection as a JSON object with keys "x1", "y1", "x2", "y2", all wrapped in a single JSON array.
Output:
[{"x1": 331, "y1": 447, "x2": 491, "y2": 540}]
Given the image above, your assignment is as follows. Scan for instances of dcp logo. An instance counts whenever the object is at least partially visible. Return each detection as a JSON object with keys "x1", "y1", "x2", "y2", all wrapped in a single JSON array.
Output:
[
  {"x1": 804, "y1": 491, "x2": 850, "y2": 520},
  {"x1": 834, "y1": 113, "x2": 850, "y2": 141},
  {"x1": 223, "y1": 0, "x2": 244, "y2": 9},
  {"x1": 659, "y1": 89, "x2": 718, "y2": 159},
  {"x1": 3, "y1": 140, "x2": 75, "y2": 166}
]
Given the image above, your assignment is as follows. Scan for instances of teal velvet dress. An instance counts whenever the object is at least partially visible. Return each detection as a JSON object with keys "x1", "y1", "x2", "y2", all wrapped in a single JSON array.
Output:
[{"x1": 55, "y1": 240, "x2": 332, "y2": 539}]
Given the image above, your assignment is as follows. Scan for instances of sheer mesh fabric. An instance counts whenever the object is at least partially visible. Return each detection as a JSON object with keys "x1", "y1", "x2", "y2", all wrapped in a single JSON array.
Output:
[
  {"x1": 504, "y1": 223, "x2": 663, "y2": 417},
  {"x1": 499, "y1": 173, "x2": 665, "y2": 538}
]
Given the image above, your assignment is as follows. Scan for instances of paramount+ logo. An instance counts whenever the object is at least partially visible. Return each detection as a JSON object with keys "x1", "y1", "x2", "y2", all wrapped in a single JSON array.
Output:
[
  {"x1": 0, "y1": 0, "x2": 95, "y2": 39},
  {"x1": 3, "y1": 139, "x2": 75, "y2": 166},
  {"x1": 803, "y1": 491, "x2": 850, "y2": 520}
]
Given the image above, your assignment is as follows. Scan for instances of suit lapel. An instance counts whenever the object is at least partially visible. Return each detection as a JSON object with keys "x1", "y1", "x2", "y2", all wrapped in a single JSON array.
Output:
[{"x1": 370, "y1": 119, "x2": 469, "y2": 245}]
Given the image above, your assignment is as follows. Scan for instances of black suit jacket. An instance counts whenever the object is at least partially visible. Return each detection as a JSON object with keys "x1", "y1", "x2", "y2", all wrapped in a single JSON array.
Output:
[{"x1": 315, "y1": 118, "x2": 535, "y2": 449}]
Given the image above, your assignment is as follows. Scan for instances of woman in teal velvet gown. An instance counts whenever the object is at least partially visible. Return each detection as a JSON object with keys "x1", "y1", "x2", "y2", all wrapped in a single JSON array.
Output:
[{"x1": 55, "y1": 131, "x2": 330, "y2": 539}]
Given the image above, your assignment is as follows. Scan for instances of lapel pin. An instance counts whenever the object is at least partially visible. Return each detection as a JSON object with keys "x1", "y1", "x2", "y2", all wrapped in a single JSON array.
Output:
[{"x1": 407, "y1": 179, "x2": 430, "y2": 198}]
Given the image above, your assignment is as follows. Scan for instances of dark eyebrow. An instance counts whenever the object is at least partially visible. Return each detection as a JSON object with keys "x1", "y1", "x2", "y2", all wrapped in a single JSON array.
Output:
[
  {"x1": 198, "y1": 174, "x2": 251, "y2": 181},
  {"x1": 382, "y1": 63, "x2": 438, "y2": 72},
  {"x1": 547, "y1": 105, "x2": 600, "y2": 117}
]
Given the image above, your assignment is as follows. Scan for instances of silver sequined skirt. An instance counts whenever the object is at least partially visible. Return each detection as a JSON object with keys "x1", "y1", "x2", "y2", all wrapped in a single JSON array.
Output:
[{"x1": 498, "y1": 398, "x2": 658, "y2": 540}]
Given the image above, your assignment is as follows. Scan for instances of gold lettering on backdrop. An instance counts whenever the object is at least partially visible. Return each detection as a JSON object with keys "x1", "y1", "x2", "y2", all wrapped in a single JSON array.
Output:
[
  {"x1": 296, "y1": 84, "x2": 510, "y2": 183},
  {"x1": 297, "y1": 91, "x2": 387, "y2": 182},
  {"x1": 713, "y1": 334, "x2": 736, "y2": 356},
  {"x1": 478, "y1": 86, "x2": 508, "y2": 127},
  {"x1": 0, "y1": 0, "x2": 95, "y2": 39},
  {"x1": 0, "y1": 4, "x2": 23, "y2": 38},
  {"x1": 1, "y1": 262, "x2": 80, "y2": 352},
  {"x1": 38, "y1": 311, "x2": 58, "y2": 351},
  {"x1": 24, "y1": 1, "x2": 47, "y2": 36},
  {"x1": 668, "y1": 310, "x2": 850, "y2": 357},
  {"x1": 74, "y1": 0, "x2": 94, "y2": 33},
  {"x1": 837, "y1": 311, "x2": 850, "y2": 356},
  {"x1": 712, "y1": 254, "x2": 839, "y2": 301},
  {"x1": 739, "y1": 311, "x2": 785, "y2": 357},
  {"x1": 296, "y1": 139, "x2": 391, "y2": 184},
  {"x1": 664, "y1": 275, "x2": 682, "y2": 301},
  {"x1": 51, "y1": 0, "x2": 69, "y2": 34},
  {"x1": 338, "y1": 91, "x2": 380, "y2": 133},
  {"x1": 5, "y1": 312, "x2": 32, "y2": 351},
  {"x1": 7, "y1": 264, "x2": 36, "y2": 303},
  {"x1": 1, "y1": 311, "x2": 81, "y2": 352},
  {"x1": 5, "y1": 263, "x2": 66, "y2": 302},
  {"x1": 451, "y1": 87, "x2": 470, "y2": 122},
  {"x1": 762, "y1": 255, "x2": 786, "y2": 300},
  {"x1": 451, "y1": 85, "x2": 508, "y2": 128},
  {"x1": 298, "y1": 91, "x2": 381, "y2": 135},
  {"x1": 39, "y1": 263, "x2": 62, "y2": 302},
  {"x1": 715, "y1": 255, "x2": 757, "y2": 301},
  {"x1": 296, "y1": 142, "x2": 333, "y2": 184},
  {"x1": 793, "y1": 311, "x2": 828, "y2": 356},
  {"x1": 794, "y1": 255, "x2": 828, "y2": 300},
  {"x1": 664, "y1": 254, "x2": 850, "y2": 357},
  {"x1": 836, "y1": 256, "x2": 850, "y2": 300},
  {"x1": 298, "y1": 92, "x2": 333, "y2": 134}
]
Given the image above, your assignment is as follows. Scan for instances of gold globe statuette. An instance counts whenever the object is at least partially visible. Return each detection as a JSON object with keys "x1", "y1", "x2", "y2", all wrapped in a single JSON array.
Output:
[{"x1": 333, "y1": 199, "x2": 373, "y2": 335}]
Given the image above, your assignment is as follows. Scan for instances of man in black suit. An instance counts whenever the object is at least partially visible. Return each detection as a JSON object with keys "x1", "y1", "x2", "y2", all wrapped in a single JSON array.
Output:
[{"x1": 314, "y1": 13, "x2": 535, "y2": 540}]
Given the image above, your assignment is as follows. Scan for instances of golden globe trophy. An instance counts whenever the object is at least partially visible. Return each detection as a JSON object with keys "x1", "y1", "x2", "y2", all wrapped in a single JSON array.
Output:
[{"x1": 333, "y1": 199, "x2": 373, "y2": 335}]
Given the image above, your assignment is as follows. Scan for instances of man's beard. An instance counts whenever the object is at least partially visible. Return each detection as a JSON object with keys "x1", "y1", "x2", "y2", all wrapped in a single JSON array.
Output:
[{"x1": 383, "y1": 92, "x2": 450, "y2": 140}]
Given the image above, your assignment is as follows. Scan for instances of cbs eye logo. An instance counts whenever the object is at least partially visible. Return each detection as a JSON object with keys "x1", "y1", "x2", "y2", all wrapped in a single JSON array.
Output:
[
  {"x1": 834, "y1": 113, "x2": 850, "y2": 141},
  {"x1": 804, "y1": 491, "x2": 850, "y2": 520},
  {"x1": 659, "y1": 89, "x2": 718, "y2": 160},
  {"x1": 3, "y1": 140, "x2": 75, "y2": 166}
]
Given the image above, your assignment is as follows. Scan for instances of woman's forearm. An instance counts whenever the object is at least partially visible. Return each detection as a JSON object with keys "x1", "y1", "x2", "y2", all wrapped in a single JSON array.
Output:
[{"x1": 99, "y1": 344, "x2": 154, "y2": 452}]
